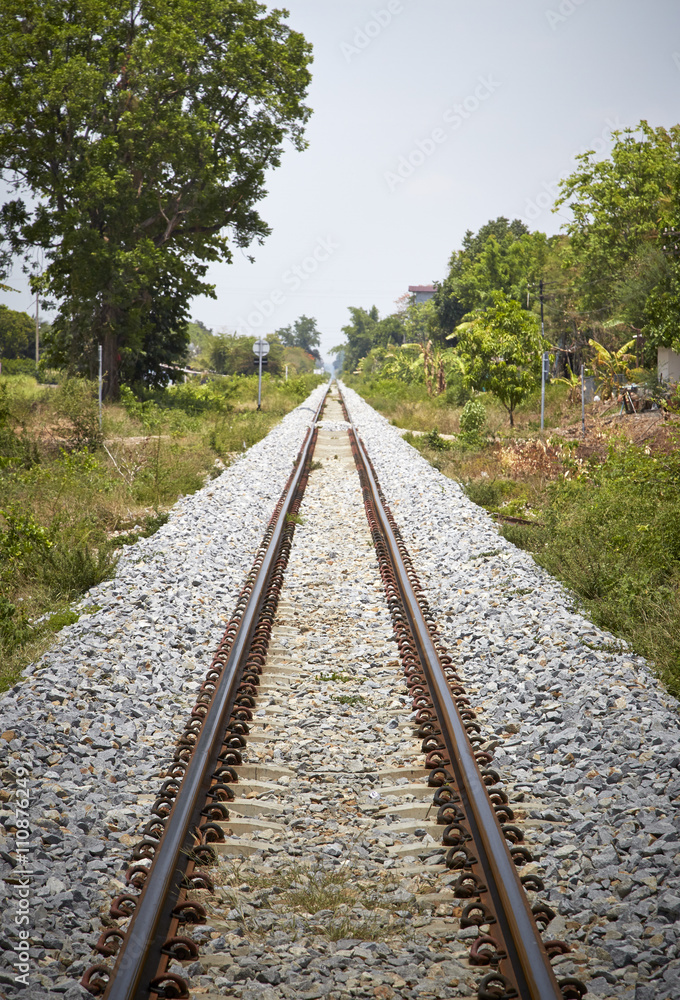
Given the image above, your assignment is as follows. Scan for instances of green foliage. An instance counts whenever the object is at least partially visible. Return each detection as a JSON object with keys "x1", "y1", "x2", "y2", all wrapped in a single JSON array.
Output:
[
  {"x1": 500, "y1": 438, "x2": 680, "y2": 695},
  {"x1": 459, "y1": 399, "x2": 487, "y2": 434},
  {"x1": 0, "y1": 380, "x2": 40, "y2": 470},
  {"x1": 0, "y1": 506, "x2": 117, "y2": 601},
  {"x1": 555, "y1": 121, "x2": 680, "y2": 348},
  {"x1": 51, "y1": 377, "x2": 102, "y2": 450},
  {"x1": 210, "y1": 334, "x2": 284, "y2": 377},
  {"x1": 463, "y1": 477, "x2": 526, "y2": 512},
  {"x1": 423, "y1": 429, "x2": 449, "y2": 452},
  {"x1": 0, "y1": 358, "x2": 38, "y2": 377},
  {"x1": 0, "y1": 595, "x2": 34, "y2": 652},
  {"x1": 47, "y1": 609, "x2": 80, "y2": 631},
  {"x1": 434, "y1": 218, "x2": 551, "y2": 333},
  {"x1": 275, "y1": 315, "x2": 322, "y2": 358},
  {"x1": 0, "y1": 305, "x2": 34, "y2": 359},
  {"x1": 453, "y1": 293, "x2": 547, "y2": 425},
  {"x1": 0, "y1": 0, "x2": 312, "y2": 397},
  {"x1": 339, "y1": 305, "x2": 406, "y2": 374},
  {"x1": 163, "y1": 380, "x2": 235, "y2": 415}
]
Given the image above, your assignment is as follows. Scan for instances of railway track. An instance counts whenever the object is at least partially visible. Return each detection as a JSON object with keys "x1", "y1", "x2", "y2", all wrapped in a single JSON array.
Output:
[{"x1": 79, "y1": 384, "x2": 587, "y2": 1000}]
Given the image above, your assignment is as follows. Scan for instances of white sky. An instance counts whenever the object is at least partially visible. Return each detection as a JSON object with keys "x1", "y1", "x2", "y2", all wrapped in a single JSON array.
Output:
[{"x1": 2, "y1": 0, "x2": 679, "y2": 361}]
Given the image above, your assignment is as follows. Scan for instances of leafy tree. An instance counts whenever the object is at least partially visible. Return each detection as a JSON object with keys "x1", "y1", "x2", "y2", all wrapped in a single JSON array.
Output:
[
  {"x1": 402, "y1": 299, "x2": 443, "y2": 346},
  {"x1": 338, "y1": 305, "x2": 406, "y2": 373},
  {"x1": 451, "y1": 293, "x2": 546, "y2": 426},
  {"x1": 435, "y1": 218, "x2": 550, "y2": 334},
  {"x1": 554, "y1": 121, "x2": 680, "y2": 344},
  {"x1": 0, "y1": 0, "x2": 312, "y2": 397},
  {"x1": 340, "y1": 306, "x2": 380, "y2": 373},
  {"x1": 275, "y1": 315, "x2": 322, "y2": 358},
  {"x1": 0, "y1": 306, "x2": 34, "y2": 359}
]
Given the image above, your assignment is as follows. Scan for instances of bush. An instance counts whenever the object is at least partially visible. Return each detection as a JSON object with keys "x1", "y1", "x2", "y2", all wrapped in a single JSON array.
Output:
[
  {"x1": 0, "y1": 381, "x2": 40, "y2": 470},
  {"x1": 459, "y1": 398, "x2": 486, "y2": 434},
  {"x1": 51, "y1": 377, "x2": 102, "y2": 450},
  {"x1": 0, "y1": 358, "x2": 37, "y2": 377}
]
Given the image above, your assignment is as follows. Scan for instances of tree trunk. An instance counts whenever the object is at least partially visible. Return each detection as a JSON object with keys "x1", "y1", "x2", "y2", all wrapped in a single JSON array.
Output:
[{"x1": 102, "y1": 326, "x2": 120, "y2": 400}]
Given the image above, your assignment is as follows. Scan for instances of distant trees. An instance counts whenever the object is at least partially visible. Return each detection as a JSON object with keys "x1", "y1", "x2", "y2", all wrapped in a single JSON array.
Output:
[
  {"x1": 274, "y1": 315, "x2": 322, "y2": 359},
  {"x1": 0, "y1": 306, "x2": 34, "y2": 359},
  {"x1": 210, "y1": 334, "x2": 284, "y2": 377},
  {"x1": 434, "y1": 218, "x2": 552, "y2": 335},
  {"x1": 335, "y1": 119, "x2": 680, "y2": 410}
]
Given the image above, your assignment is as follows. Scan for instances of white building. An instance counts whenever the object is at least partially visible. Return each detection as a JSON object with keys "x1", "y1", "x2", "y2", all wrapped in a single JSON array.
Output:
[{"x1": 658, "y1": 347, "x2": 680, "y2": 383}]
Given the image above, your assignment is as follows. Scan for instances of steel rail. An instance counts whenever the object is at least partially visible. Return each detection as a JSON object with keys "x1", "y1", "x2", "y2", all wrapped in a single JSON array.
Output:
[
  {"x1": 346, "y1": 418, "x2": 563, "y2": 1000},
  {"x1": 101, "y1": 384, "x2": 329, "y2": 1000}
]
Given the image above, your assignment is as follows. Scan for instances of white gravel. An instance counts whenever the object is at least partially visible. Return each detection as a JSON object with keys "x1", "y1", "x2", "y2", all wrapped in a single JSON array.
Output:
[{"x1": 341, "y1": 382, "x2": 680, "y2": 1000}]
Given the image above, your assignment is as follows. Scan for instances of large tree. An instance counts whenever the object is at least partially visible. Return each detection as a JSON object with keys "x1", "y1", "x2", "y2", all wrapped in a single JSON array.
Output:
[
  {"x1": 434, "y1": 218, "x2": 551, "y2": 334},
  {"x1": 0, "y1": 0, "x2": 311, "y2": 396},
  {"x1": 554, "y1": 121, "x2": 680, "y2": 352}
]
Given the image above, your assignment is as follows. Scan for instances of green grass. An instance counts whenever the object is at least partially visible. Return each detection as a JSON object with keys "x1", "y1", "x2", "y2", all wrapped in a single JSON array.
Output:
[{"x1": 0, "y1": 371, "x2": 324, "y2": 691}]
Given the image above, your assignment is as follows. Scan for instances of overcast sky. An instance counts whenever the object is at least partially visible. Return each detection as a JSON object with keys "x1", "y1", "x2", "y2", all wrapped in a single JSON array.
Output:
[{"x1": 2, "y1": 0, "x2": 679, "y2": 360}]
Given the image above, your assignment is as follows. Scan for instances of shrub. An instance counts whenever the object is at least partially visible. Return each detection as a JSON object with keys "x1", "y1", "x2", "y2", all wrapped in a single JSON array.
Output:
[
  {"x1": 0, "y1": 358, "x2": 37, "y2": 377},
  {"x1": 459, "y1": 398, "x2": 486, "y2": 434},
  {"x1": 51, "y1": 377, "x2": 102, "y2": 450}
]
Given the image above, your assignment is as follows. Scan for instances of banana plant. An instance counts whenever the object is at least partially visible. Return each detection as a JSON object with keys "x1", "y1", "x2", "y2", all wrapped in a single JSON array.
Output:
[{"x1": 587, "y1": 337, "x2": 637, "y2": 399}]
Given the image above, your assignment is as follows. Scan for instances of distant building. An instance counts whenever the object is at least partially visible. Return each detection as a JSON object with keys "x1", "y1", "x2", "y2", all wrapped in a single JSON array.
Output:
[{"x1": 408, "y1": 284, "x2": 436, "y2": 305}]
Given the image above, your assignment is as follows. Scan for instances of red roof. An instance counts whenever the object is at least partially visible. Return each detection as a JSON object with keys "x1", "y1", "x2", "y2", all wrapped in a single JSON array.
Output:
[{"x1": 408, "y1": 284, "x2": 435, "y2": 293}]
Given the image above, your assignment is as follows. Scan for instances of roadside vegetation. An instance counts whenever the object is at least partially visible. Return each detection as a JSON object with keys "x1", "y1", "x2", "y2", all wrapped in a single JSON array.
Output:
[
  {"x1": 0, "y1": 370, "x2": 324, "y2": 691},
  {"x1": 350, "y1": 374, "x2": 680, "y2": 697},
  {"x1": 330, "y1": 121, "x2": 680, "y2": 698}
]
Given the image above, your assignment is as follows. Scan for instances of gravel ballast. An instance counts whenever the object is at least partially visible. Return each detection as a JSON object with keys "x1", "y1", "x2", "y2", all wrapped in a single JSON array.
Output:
[{"x1": 341, "y1": 383, "x2": 680, "y2": 1000}]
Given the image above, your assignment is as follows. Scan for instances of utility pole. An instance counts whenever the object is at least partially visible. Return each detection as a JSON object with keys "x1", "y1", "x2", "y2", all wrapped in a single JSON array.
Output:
[
  {"x1": 35, "y1": 289, "x2": 39, "y2": 365},
  {"x1": 539, "y1": 280, "x2": 547, "y2": 432}
]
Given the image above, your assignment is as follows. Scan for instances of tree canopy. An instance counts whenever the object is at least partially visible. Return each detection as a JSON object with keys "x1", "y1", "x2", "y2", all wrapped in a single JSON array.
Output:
[
  {"x1": 274, "y1": 315, "x2": 322, "y2": 358},
  {"x1": 434, "y1": 217, "x2": 551, "y2": 333},
  {"x1": 0, "y1": 306, "x2": 34, "y2": 359},
  {"x1": 555, "y1": 121, "x2": 680, "y2": 353},
  {"x1": 0, "y1": 0, "x2": 312, "y2": 396}
]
